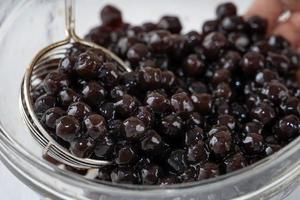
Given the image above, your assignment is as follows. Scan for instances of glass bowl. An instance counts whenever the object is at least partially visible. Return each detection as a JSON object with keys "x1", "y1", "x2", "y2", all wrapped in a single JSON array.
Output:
[{"x1": 0, "y1": 0, "x2": 300, "y2": 199}]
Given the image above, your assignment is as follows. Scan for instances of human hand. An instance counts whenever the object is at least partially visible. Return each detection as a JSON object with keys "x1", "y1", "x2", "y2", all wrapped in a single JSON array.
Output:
[{"x1": 246, "y1": 0, "x2": 300, "y2": 48}]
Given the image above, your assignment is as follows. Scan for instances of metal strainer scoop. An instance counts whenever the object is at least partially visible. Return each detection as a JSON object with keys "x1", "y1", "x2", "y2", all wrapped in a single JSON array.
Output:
[{"x1": 20, "y1": 0, "x2": 131, "y2": 169}]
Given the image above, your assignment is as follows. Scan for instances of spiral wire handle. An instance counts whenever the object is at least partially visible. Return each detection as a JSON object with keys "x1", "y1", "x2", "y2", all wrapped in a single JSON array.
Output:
[{"x1": 20, "y1": 0, "x2": 131, "y2": 169}]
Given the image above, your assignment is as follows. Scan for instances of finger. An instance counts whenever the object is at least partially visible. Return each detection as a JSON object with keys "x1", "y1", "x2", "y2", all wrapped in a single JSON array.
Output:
[
  {"x1": 281, "y1": 0, "x2": 300, "y2": 11},
  {"x1": 245, "y1": 0, "x2": 284, "y2": 33},
  {"x1": 273, "y1": 21, "x2": 300, "y2": 48},
  {"x1": 288, "y1": 12, "x2": 300, "y2": 30},
  {"x1": 274, "y1": 12, "x2": 300, "y2": 47}
]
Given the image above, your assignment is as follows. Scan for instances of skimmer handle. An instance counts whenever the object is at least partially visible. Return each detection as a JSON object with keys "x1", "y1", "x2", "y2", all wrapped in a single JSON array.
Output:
[{"x1": 65, "y1": 0, "x2": 77, "y2": 40}]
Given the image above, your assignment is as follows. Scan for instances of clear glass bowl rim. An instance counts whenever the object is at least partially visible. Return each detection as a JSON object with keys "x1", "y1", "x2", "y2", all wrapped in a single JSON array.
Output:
[{"x1": 0, "y1": 0, "x2": 299, "y2": 199}]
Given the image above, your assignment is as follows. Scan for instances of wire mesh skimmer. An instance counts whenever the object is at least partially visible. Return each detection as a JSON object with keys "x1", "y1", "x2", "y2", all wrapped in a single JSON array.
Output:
[{"x1": 20, "y1": 0, "x2": 131, "y2": 169}]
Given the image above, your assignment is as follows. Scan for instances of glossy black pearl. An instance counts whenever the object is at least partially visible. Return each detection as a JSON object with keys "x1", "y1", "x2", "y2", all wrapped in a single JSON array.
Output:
[
  {"x1": 127, "y1": 43, "x2": 149, "y2": 65},
  {"x1": 185, "y1": 127, "x2": 205, "y2": 146},
  {"x1": 43, "y1": 72, "x2": 69, "y2": 94},
  {"x1": 266, "y1": 52, "x2": 291, "y2": 75},
  {"x1": 169, "y1": 35, "x2": 186, "y2": 59},
  {"x1": 220, "y1": 16, "x2": 245, "y2": 33},
  {"x1": 110, "y1": 167, "x2": 139, "y2": 184},
  {"x1": 98, "y1": 62, "x2": 120, "y2": 88},
  {"x1": 141, "y1": 165, "x2": 161, "y2": 185},
  {"x1": 141, "y1": 22, "x2": 157, "y2": 32},
  {"x1": 89, "y1": 48, "x2": 108, "y2": 59},
  {"x1": 98, "y1": 166, "x2": 113, "y2": 181},
  {"x1": 84, "y1": 114, "x2": 107, "y2": 139},
  {"x1": 94, "y1": 136, "x2": 114, "y2": 158},
  {"x1": 139, "y1": 59, "x2": 156, "y2": 69},
  {"x1": 208, "y1": 126, "x2": 232, "y2": 155},
  {"x1": 116, "y1": 36, "x2": 138, "y2": 57},
  {"x1": 34, "y1": 94, "x2": 56, "y2": 115},
  {"x1": 161, "y1": 114, "x2": 183, "y2": 138},
  {"x1": 283, "y1": 48, "x2": 300, "y2": 68},
  {"x1": 220, "y1": 50, "x2": 241, "y2": 71},
  {"x1": 126, "y1": 26, "x2": 143, "y2": 38},
  {"x1": 134, "y1": 157, "x2": 151, "y2": 171},
  {"x1": 136, "y1": 106, "x2": 154, "y2": 127},
  {"x1": 161, "y1": 70, "x2": 176, "y2": 88},
  {"x1": 217, "y1": 114, "x2": 236, "y2": 130},
  {"x1": 276, "y1": 114, "x2": 300, "y2": 140},
  {"x1": 213, "y1": 101, "x2": 231, "y2": 115},
  {"x1": 74, "y1": 52, "x2": 102, "y2": 79},
  {"x1": 202, "y1": 20, "x2": 219, "y2": 35},
  {"x1": 74, "y1": 78, "x2": 88, "y2": 90},
  {"x1": 191, "y1": 93, "x2": 212, "y2": 114},
  {"x1": 250, "y1": 103, "x2": 276, "y2": 125},
  {"x1": 154, "y1": 54, "x2": 170, "y2": 69},
  {"x1": 170, "y1": 92, "x2": 194, "y2": 113},
  {"x1": 67, "y1": 101, "x2": 92, "y2": 121},
  {"x1": 188, "y1": 81, "x2": 207, "y2": 94},
  {"x1": 100, "y1": 5, "x2": 123, "y2": 27},
  {"x1": 67, "y1": 43, "x2": 89, "y2": 58},
  {"x1": 167, "y1": 150, "x2": 187, "y2": 174},
  {"x1": 231, "y1": 103, "x2": 248, "y2": 123},
  {"x1": 107, "y1": 119, "x2": 123, "y2": 139},
  {"x1": 198, "y1": 163, "x2": 220, "y2": 180},
  {"x1": 268, "y1": 35, "x2": 290, "y2": 50},
  {"x1": 255, "y1": 69, "x2": 279, "y2": 86},
  {"x1": 160, "y1": 175, "x2": 177, "y2": 185},
  {"x1": 58, "y1": 56, "x2": 75, "y2": 75},
  {"x1": 223, "y1": 153, "x2": 247, "y2": 173},
  {"x1": 228, "y1": 32, "x2": 251, "y2": 52},
  {"x1": 56, "y1": 116, "x2": 80, "y2": 142},
  {"x1": 202, "y1": 32, "x2": 228, "y2": 59},
  {"x1": 242, "y1": 133, "x2": 264, "y2": 155},
  {"x1": 216, "y1": 2, "x2": 237, "y2": 19},
  {"x1": 31, "y1": 85, "x2": 46, "y2": 102},
  {"x1": 70, "y1": 137, "x2": 95, "y2": 158},
  {"x1": 246, "y1": 15, "x2": 268, "y2": 35},
  {"x1": 281, "y1": 97, "x2": 300, "y2": 115},
  {"x1": 179, "y1": 168, "x2": 197, "y2": 183},
  {"x1": 265, "y1": 144, "x2": 282, "y2": 156},
  {"x1": 58, "y1": 88, "x2": 81, "y2": 108},
  {"x1": 158, "y1": 15, "x2": 182, "y2": 34},
  {"x1": 147, "y1": 30, "x2": 172, "y2": 53},
  {"x1": 212, "y1": 69, "x2": 231, "y2": 85},
  {"x1": 185, "y1": 112, "x2": 204, "y2": 129},
  {"x1": 116, "y1": 146, "x2": 137, "y2": 165},
  {"x1": 138, "y1": 67, "x2": 162, "y2": 89},
  {"x1": 98, "y1": 102, "x2": 115, "y2": 120},
  {"x1": 262, "y1": 80, "x2": 289, "y2": 104},
  {"x1": 244, "y1": 121, "x2": 263, "y2": 135},
  {"x1": 187, "y1": 141, "x2": 208, "y2": 163},
  {"x1": 123, "y1": 117, "x2": 146, "y2": 140},
  {"x1": 110, "y1": 85, "x2": 127, "y2": 100},
  {"x1": 240, "y1": 52, "x2": 265, "y2": 75},
  {"x1": 42, "y1": 107, "x2": 66, "y2": 129},
  {"x1": 141, "y1": 130, "x2": 162, "y2": 152},
  {"x1": 250, "y1": 41, "x2": 272, "y2": 55},
  {"x1": 121, "y1": 71, "x2": 138, "y2": 92},
  {"x1": 184, "y1": 54, "x2": 205, "y2": 76},
  {"x1": 145, "y1": 92, "x2": 170, "y2": 113},
  {"x1": 82, "y1": 81, "x2": 106, "y2": 107},
  {"x1": 214, "y1": 83, "x2": 233, "y2": 100},
  {"x1": 184, "y1": 31, "x2": 202, "y2": 49},
  {"x1": 84, "y1": 26, "x2": 111, "y2": 46},
  {"x1": 115, "y1": 94, "x2": 139, "y2": 117}
]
